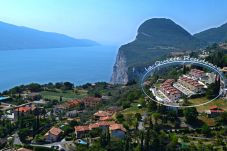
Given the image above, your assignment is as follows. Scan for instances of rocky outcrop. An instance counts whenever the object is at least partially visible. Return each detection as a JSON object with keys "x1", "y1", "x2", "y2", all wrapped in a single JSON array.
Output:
[
  {"x1": 110, "y1": 18, "x2": 213, "y2": 84},
  {"x1": 111, "y1": 50, "x2": 129, "y2": 84}
]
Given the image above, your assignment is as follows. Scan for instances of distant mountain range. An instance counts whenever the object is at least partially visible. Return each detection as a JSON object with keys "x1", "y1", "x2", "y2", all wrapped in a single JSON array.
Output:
[
  {"x1": 0, "y1": 21, "x2": 98, "y2": 50},
  {"x1": 194, "y1": 22, "x2": 227, "y2": 44},
  {"x1": 111, "y1": 18, "x2": 227, "y2": 84}
]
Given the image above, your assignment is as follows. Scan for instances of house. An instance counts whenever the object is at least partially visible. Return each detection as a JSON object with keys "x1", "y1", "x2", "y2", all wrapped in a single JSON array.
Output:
[
  {"x1": 54, "y1": 99, "x2": 82, "y2": 113},
  {"x1": 44, "y1": 127, "x2": 63, "y2": 142},
  {"x1": 75, "y1": 121, "x2": 126, "y2": 139},
  {"x1": 82, "y1": 96, "x2": 102, "y2": 108},
  {"x1": 221, "y1": 67, "x2": 227, "y2": 75},
  {"x1": 74, "y1": 121, "x2": 116, "y2": 138},
  {"x1": 99, "y1": 116, "x2": 113, "y2": 121},
  {"x1": 66, "y1": 110, "x2": 79, "y2": 118},
  {"x1": 93, "y1": 111, "x2": 112, "y2": 120},
  {"x1": 178, "y1": 76, "x2": 204, "y2": 93},
  {"x1": 67, "y1": 117, "x2": 81, "y2": 123},
  {"x1": 97, "y1": 121, "x2": 115, "y2": 130},
  {"x1": 206, "y1": 106, "x2": 224, "y2": 118},
  {"x1": 106, "y1": 106, "x2": 122, "y2": 114},
  {"x1": 189, "y1": 69, "x2": 205, "y2": 79},
  {"x1": 74, "y1": 125, "x2": 90, "y2": 138},
  {"x1": 22, "y1": 92, "x2": 41, "y2": 101},
  {"x1": 89, "y1": 123, "x2": 100, "y2": 130},
  {"x1": 101, "y1": 95, "x2": 110, "y2": 100},
  {"x1": 110, "y1": 123, "x2": 126, "y2": 138},
  {"x1": 17, "y1": 148, "x2": 32, "y2": 151},
  {"x1": 160, "y1": 79, "x2": 182, "y2": 101},
  {"x1": 14, "y1": 105, "x2": 35, "y2": 121}
]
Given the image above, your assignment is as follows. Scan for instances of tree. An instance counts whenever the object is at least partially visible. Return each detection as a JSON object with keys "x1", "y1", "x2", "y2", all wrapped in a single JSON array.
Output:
[
  {"x1": 183, "y1": 107, "x2": 198, "y2": 124},
  {"x1": 144, "y1": 129, "x2": 150, "y2": 151},
  {"x1": 0, "y1": 110, "x2": 3, "y2": 119},
  {"x1": 217, "y1": 112, "x2": 227, "y2": 125},
  {"x1": 206, "y1": 77, "x2": 220, "y2": 99},
  {"x1": 62, "y1": 125, "x2": 74, "y2": 136},
  {"x1": 116, "y1": 113, "x2": 125, "y2": 123},
  {"x1": 140, "y1": 131, "x2": 144, "y2": 151},
  {"x1": 201, "y1": 124, "x2": 210, "y2": 137},
  {"x1": 33, "y1": 108, "x2": 41, "y2": 130},
  {"x1": 18, "y1": 128, "x2": 30, "y2": 143},
  {"x1": 26, "y1": 83, "x2": 42, "y2": 92},
  {"x1": 135, "y1": 113, "x2": 142, "y2": 121},
  {"x1": 63, "y1": 82, "x2": 74, "y2": 90},
  {"x1": 147, "y1": 101, "x2": 157, "y2": 112},
  {"x1": 152, "y1": 113, "x2": 161, "y2": 124}
]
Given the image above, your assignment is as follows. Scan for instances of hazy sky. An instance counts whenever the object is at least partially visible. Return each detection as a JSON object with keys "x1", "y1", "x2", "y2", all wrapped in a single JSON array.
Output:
[{"x1": 0, "y1": 0, "x2": 227, "y2": 45}]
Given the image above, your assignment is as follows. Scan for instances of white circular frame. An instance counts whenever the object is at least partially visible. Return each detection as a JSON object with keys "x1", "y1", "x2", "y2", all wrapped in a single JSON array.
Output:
[{"x1": 141, "y1": 59, "x2": 226, "y2": 108}]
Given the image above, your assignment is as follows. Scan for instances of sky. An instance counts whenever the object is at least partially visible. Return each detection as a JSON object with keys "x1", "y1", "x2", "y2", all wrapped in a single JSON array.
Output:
[{"x1": 0, "y1": 0, "x2": 227, "y2": 45}]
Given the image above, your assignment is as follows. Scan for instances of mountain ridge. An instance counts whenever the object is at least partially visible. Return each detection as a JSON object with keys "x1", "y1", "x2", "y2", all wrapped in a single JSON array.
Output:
[
  {"x1": 111, "y1": 18, "x2": 227, "y2": 84},
  {"x1": 0, "y1": 21, "x2": 98, "y2": 50},
  {"x1": 194, "y1": 22, "x2": 227, "y2": 44}
]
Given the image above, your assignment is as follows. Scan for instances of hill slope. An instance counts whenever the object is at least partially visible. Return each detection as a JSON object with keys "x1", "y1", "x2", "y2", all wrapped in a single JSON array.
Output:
[
  {"x1": 194, "y1": 22, "x2": 227, "y2": 44},
  {"x1": 0, "y1": 21, "x2": 97, "y2": 50},
  {"x1": 111, "y1": 18, "x2": 207, "y2": 84}
]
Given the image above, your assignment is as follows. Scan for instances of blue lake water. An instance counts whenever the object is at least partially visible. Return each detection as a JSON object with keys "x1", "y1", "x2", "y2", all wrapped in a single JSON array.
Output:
[{"x1": 0, "y1": 45, "x2": 118, "y2": 91}]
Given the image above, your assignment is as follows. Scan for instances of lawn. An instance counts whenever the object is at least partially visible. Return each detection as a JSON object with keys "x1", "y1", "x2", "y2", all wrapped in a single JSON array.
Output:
[
  {"x1": 40, "y1": 89, "x2": 87, "y2": 101},
  {"x1": 198, "y1": 115, "x2": 216, "y2": 126},
  {"x1": 196, "y1": 99, "x2": 227, "y2": 112},
  {"x1": 188, "y1": 97, "x2": 208, "y2": 106},
  {"x1": 121, "y1": 100, "x2": 147, "y2": 115}
]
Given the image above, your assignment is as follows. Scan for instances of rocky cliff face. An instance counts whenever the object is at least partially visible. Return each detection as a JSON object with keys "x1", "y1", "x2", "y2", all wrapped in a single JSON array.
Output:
[
  {"x1": 111, "y1": 50, "x2": 129, "y2": 84},
  {"x1": 110, "y1": 18, "x2": 211, "y2": 84}
]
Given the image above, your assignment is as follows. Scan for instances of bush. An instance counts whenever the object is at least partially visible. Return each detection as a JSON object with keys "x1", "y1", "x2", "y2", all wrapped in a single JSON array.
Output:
[{"x1": 116, "y1": 113, "x2": 124, "y2": 123}]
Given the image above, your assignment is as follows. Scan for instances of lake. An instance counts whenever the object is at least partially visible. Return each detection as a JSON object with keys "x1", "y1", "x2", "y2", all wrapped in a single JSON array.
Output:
[{"x1": 0, "y1": 45, "x2": 118, "y2": 91}]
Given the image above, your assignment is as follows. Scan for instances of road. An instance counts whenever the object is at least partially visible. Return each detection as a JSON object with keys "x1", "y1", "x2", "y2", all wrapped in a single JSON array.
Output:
[
  {"x1": 13, "y1": 132, "x2": 22, "y2": 145},
  {"x1": 30, "y1": 140, "x2": 75, "y2": 151}
]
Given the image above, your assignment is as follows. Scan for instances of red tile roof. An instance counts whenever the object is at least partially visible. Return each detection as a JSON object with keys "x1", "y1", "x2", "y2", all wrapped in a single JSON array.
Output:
[
  {"x1": 89, "y1": 123, "x2": 99, "y2": 129},
  {"x1": 160, "y1": 79, "x2": 181, "y2": 95},
  {"x1": 83, "y1": 97, "x2": 101, "y2": 103},
  {"x1": 210, "y1": 109, "x2": 224, "y2": 113},
  {"x1": 94, "y1": 111, "x2": 112, "y2": 117},
  {"x1": 190, "y1": 69, "x2": 204, "y2": 74},
  {"x1": 179, "y1": 77, "x2": 203, "y2": 87},
  {"x1": 99, "y1": 116, "x2": 112, "y2": 121},
  {"x1": 209, "y1": 106, "x2": 218, "y2": 110},
  {"x1": 75, "y1": 121, "x2": 117, "y2": 132},
  {"x1": 47, "y1": 127, "x2": 62, "y2": 136},
  {"x1": 17, "y1": 148, "x2": 32, "y2": 151},
  {"x1": 74, "y1": 125, "x2": 90, "y2": 132},
  {"x1": 17, "y1": 106, "x2": 31, "y2": 112},
  {"x1": 110, "y1": 124, "x2": 126, "y2": 132},
  {"x1": 56, "y1": 99, "x2": 82, "y2": 109},
  {"x1": 209, "y1": 106, "x2": 224, "y2": 113},
  {"x1": 97, "y1": 121, "x2": 115, "y2": 126}
]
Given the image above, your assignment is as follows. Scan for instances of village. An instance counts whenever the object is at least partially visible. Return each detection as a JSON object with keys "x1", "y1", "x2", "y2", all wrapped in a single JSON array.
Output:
[
  {"x1": 1, "y1": 46, "x2": 227, "y2": 150},
  {"x1": 150, "y1": 67, "x2": 219, "y2": 106},
  {"x1": 0, "y1": 82, "x2": 129, "y2": 151}
]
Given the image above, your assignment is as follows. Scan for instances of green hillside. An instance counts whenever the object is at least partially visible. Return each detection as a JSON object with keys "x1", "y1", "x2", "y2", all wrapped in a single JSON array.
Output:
[{"x1": 194, "y1": 23, "x2": 227, "y2": 44}]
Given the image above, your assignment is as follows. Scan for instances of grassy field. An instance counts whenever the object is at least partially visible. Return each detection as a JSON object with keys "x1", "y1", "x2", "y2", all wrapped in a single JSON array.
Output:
[
  {"x1": 196, "y1": 99, "x2": 227, "y2": 112},
  {"x1": 198, "y1": 115, "x2": 216, "y2": 126},
  {"x1": 188, "y1": 97, "x2": 209, "y2": 106},
  {"x1": 121, "y1": 103, "x2": 146, "y2": 115},
  {"x1": 40, "y1": 89, "x2": 87, "y2": 101}
]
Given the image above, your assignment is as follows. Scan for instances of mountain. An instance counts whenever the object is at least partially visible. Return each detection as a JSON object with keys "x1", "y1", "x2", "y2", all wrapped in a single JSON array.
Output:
[
  {"x1": 0, "y1": 21, "x2": 97, "y2": 50},
  {"x1": 111, "y1": 18, "x2": 208, "y2": 84},
  {"x1": 194, "y1": 22, "x2": 227, "y2": 44}
]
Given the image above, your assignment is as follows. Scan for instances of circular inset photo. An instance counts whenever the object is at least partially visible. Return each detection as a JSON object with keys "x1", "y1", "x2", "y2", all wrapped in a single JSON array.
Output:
[{"x1": 141, "y1": 57, "x2": 226, "y2": 107}]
